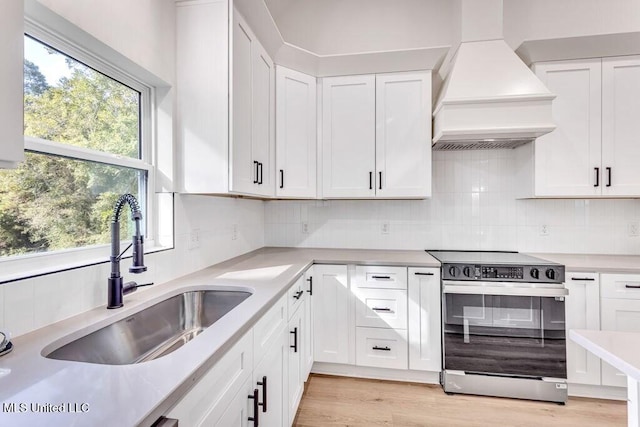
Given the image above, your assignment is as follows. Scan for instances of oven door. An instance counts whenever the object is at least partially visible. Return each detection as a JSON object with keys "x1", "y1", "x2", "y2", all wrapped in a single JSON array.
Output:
[{"x1": 442, "y1": 282, "x2": 568, "y2": 379}]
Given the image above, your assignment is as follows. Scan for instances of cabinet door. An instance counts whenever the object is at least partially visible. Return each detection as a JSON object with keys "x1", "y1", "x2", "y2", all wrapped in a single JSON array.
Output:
[
  {"x1": 0, "y1": 0, "x2": 23, "y2": 169},
  {"x1": 533, "y1": 60, "x2": 602, "y2": 196},
  {"x1": 375, "y1": 72, "x2": 431, "y2": 198},
  {"x1": 253, "y1": 328, "x2": 286, "y2": 427},
  {"x1": 231, "y1": 10, "x2": 257, "y2": 194},
  {"x1": 287, "y1": 304, "x2": 305, "y2": 426},
  {"x1": 408, "y1": 268, "x2": 441, "y2": 371},
  {"x1": 303, "y1": 267, "x2": 314, "y2": 380},
  {"x1": 276, "y1": 66, "x2": 317, "y2": 198},
  {"x1": 313, "y1": 265, "x2": 350, "y2": 364},
  {"x1": 565, "y1": 273, "x2": 601, "y2": 385},
  {"x1": 602, "y1": 56, "x2": 640, "y2": 196},
  {"x1": 321, "y1": 75, "x2": 376, "y2": 198},
  {"x1": 601, "y1": 298, "x2": 640, "y2": 387},
  {"x1": 215, "y1": 377, "x2": 253, "y2": 427},
  {"x1": 251, "y1": 39, "x2": 275, "y2": 197}
]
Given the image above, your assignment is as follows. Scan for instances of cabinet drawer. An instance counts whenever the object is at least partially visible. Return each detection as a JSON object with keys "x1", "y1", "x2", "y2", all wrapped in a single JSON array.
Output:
[
  {"x1": 354, "y1": 266, "x2": 407, "y2": 289},
  {"x1": 355, "y1": 327, "x2": 408, "y2": 370},
  {"x1": 253, "y1": 293, "x2": 286, "y2": 368},
  {"x1": 354, "y1": 288, "x2": 407, "y2": 329},
  {"x1": 167, "y1": 330, "x2": 253, "y2": 426},
  {"x1": 601, "y1": 274, "x2": 640, "y2": 299},
  {"x1": 288, "y1": 276, "x2": 306, "y2": 319}
]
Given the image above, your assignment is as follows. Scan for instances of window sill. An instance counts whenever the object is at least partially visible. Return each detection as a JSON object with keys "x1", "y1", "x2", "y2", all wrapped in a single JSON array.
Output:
[{"x1": 0, "y1": 244, "x2": 173, "y2": 285}]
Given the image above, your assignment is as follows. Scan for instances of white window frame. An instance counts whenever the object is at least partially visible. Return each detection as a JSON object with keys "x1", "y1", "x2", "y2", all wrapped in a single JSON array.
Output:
[{"x1": 0, "y1": 20, "x2": 172, "y2": 283}]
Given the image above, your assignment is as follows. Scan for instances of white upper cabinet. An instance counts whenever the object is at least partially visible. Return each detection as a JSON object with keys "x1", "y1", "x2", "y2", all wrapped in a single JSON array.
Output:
[
  {"x1": 601, "y1": 56, "x2": 640, "y2": 197},
  {"x1": 0, "y1": 0, "x2": 24, "y2": 169},
  {"x1": 275, "y1": 66, "x2": 317, "y2": 198},
  {"x1": 322, "y1": 75, "x2": 376, "y2": 198},
  {"x1": 375, "y1": 72, "x2": 431, "y2": 198},
  {"x1": 321, "y1": 72, "x2": 432, "y2": 199},
  {"x1": 517, "y1": 56, "x2": 640, "y2": 198},
  {"x1": 177, "y1": 2, "x2": 274, "y2": 197}
]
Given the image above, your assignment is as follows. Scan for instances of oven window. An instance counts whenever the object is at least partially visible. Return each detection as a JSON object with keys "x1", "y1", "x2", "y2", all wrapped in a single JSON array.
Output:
[{"x1": 443, "y1": 294, "x2": 567, "y2": 379}]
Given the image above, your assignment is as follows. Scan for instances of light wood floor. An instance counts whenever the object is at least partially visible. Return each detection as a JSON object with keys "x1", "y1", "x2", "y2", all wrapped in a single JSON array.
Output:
[{"x1": 293, "y1": 374, "x2": 627, "y2": 426}]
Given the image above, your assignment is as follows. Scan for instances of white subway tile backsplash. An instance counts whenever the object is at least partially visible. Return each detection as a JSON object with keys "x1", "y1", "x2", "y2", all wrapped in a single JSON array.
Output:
[
  {"x1": 265, "y1": 149, "x2": 640, "y2": 255},
  {"x1": 4, "y1": 281, "x2": 35, "y2": 337}
]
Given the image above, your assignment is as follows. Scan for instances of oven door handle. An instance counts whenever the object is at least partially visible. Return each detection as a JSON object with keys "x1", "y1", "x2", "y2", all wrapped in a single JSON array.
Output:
[{"x1": 443, "y1": 284, "x2": 568, "y2": 297}]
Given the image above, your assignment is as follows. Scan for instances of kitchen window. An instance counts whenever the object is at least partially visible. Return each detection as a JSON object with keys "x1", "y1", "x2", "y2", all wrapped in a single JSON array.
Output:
[{"x1": 0, "y1": 28, "x2": 170, "y2": 281}]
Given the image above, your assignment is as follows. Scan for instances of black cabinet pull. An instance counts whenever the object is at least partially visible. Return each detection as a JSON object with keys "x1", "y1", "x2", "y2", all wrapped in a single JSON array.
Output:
[
  {"x1": 606, "y1": 167, "x2": 612, "y2": 187},
  {"x1": 258, "y1": 162, "x2": 263, "y2": 185},
  {"x1": 306, "y1": 276, "x2": 313, "y2": 295},
  {"x1": 372, "y1": 307, "x2": 392, "y2": 312},
  {"x1": 379, "y1": 171, "x2": 382, "y2": 190},
  {"x1": 414, "y1": 272, "x2": 434, "y2": 276},
  {"x1": 369, "y1": 172, "x2": 373, "y2": 190},
  {"x1": 625, "y1": 284, "x2": 640, "y2": 289},
  {"x1": 293, "y1": 290, "x2": 303, "y2": 300},
  {"x1": 570, "y1": 277, "x2": 595, "y2": 281},
  {"x1": 372, "y1": 346, "x2": 391, "y2": 351},
  {"x1": 594, "y1": 167, "x2": 599, "y2": 187},
  {"x1": 248, "y1": 388, "x2": 259, "y2": 426},
  {"x1": 253, "y1": 161, "x2": 259, "y2": 184},
  {"x1": 279, "y1": 169, "x2": 284, "y2": 189},
  {"x1": 371, "y1": 275, "x2": 391, "y2": 280},
  {"x1": 290, "y1": 327, "x2": 298, "y2": 353},
  {"x1": 257, "y1": 376, "x2": 267, "y2": 413}
]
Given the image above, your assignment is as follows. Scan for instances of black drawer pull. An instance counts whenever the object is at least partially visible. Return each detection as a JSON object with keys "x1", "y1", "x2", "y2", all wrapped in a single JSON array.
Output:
[
  {"x1": 257, "y1": 376, "x2": 267, "y2": 413},
  {"x1": 606, "y1": 167, "x2": 612, "y2": 187},
  {"x1": 369, "y1": 171, "x2": 373, "y2": 190},
  {"x1": 571, "y1": 277, "x2": 595, "y2": 281},
  {"x1": 379, "y1": 171, "x2": 382, "y2": 190},
  {"x1": 625, "y1": 284, "x2": 640, "y2": 289},
  {"x1": 372, "y1": 346, "x2": 391, "y2": 351},
  {"x1": 290, "y1": 327, "x2": 298, "y2": 353},
  {"x1": 306, "y1": 276, "x2": 313, "y2": 295},
  {"x1": 279, "y1": 169, "x2": 284, "y2": 189},
  {"x1": 371, "y1": 275, "x2": 391, "y2": 280},
  {"x1": 293, "y1": 290, "x2": 304, "y2": 300},
  {"x1": 258, "y1": 162, "x2": 263, "y2": 185},
  {"x1": 594, "y1": 167, "x2": 600, "y2": 187},
  {"x1": 253, "y1": 161, "x2": 259, "y2": 184},
  {"x1": 248, "y1": 388, "x2": 259, "y2": 426},
  {"x1": 372, "y1": 307, "x2": 392, "y2": 312},
  {"x1": 414, "y1": 272, "x2": 434, "y2": 276}
]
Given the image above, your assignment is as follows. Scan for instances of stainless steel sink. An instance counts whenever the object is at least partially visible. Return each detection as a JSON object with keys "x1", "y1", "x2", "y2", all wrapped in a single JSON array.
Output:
[{"x1": 45, "y1": 290, "x2": 252, "y2": 365}]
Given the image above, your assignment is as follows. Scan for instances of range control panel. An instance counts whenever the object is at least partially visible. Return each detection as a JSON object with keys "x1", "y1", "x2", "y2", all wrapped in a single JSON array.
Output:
[{"x1": 441, "y1": 263, "x2": 565, "y2": 283}]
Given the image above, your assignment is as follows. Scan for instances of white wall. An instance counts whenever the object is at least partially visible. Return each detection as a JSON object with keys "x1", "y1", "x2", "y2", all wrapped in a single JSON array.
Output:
[
  {"x1": 265, "y1": 150, "x2": 640, "y2": 254},
  {"x1": 0, "y1": 195, "x2": 265, "y2": 338}
]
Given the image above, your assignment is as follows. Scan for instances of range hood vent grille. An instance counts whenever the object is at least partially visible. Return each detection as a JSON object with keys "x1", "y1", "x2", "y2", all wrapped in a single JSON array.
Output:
[{"x1": 433, "y1": 138, "x2": 534, "y2": 151}]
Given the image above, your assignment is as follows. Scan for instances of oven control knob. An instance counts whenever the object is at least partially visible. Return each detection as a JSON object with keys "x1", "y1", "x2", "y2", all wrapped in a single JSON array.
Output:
[
  {"x1": 545, "y1": 268, "x2": 556, "y2": 280},
  {"x1": 530, "y1": 268, "x2": 539, "y2": 279},
  {"x1": 448, "y1": 266, "x2": 459, "y2": 278},
  {"x1": 463, "y1": 266, "x2": 472, "y2": 277}
]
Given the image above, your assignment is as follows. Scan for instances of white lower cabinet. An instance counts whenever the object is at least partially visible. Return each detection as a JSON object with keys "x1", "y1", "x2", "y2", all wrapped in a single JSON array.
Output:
[
  {"x1": 287, "y1": 300, "x2": 305, "y2": 425},
  {"x1": 407, "y1": 268, "x2": 441, "y2": 372},
  {"x1": 303, "y1": 267, "x2": 314, "y2": 380},
  {"x1": 601, "y1": 273, "x2": 640, "y2": 387},
  {"x1": 313, "y1": 265, "x2": 350, "y2": 364},
  {"x1": 355, "y1": 327, "x2": 408, "y2": 370},
  {"x1": 166, "y1": 330, "x2": 253, "y2": 426},
  {"x1": 565, "y1": 272, "x2": 601, "y2": 385},
  {"x1": 253, "y1": 327, "x2": 287, "y2": 426},
  {"x1": 215, "y1": 377, "x2": 255, "y2": 427}
]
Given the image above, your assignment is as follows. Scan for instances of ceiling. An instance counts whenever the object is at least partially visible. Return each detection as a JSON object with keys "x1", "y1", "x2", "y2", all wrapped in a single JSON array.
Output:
[{"x1": 263, "y1": 0, "x2": 454, "y2": 56}]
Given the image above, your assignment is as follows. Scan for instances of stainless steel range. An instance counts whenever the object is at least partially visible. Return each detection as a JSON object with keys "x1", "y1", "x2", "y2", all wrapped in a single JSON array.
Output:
[{"x1": 428, "y1": 250, "x2": 568, "y2": 404}]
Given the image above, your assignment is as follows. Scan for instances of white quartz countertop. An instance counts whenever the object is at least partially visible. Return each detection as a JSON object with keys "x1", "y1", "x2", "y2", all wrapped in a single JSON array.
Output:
[
  {"x1": 529, "y1": 253, "x2": 640, "y2": 274},
  {"x1": 0, "y1": 247, "x2": 438, "y2": 427},
  {"x1": 570, "y1": 329, "x2": 640, "y2": 381}
]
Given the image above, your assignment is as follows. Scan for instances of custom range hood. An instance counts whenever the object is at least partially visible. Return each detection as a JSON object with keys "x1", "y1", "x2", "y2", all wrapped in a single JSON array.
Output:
[{"x1": 433, "y1": 39, "x2": 556, "y2": 150}]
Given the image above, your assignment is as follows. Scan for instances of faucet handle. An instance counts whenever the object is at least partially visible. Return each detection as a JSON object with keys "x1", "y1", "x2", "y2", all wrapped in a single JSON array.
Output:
[{"x1": 122, "y1": 282, "x2": 155, "y2": 296}]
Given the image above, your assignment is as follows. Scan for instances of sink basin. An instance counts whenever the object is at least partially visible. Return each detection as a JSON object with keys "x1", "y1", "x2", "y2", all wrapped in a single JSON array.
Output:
[{"x1": 45, "y1": 289, "x2": 252, "y2": 365}]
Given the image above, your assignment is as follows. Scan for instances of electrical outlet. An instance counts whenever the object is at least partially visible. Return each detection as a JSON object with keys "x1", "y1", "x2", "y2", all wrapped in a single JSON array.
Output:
[
  {"x1": 629, "y1": 222, "x2": 640, "y2": 237},
  {"x1": 232, "y1": 224, "x2": 238, "y2": 240},
  {"x1": 540, "y1": 224, "x2": 549, "y2": 236},
  {"x1": 301, "y1": 222, "x2": 309, "y2": 234},
  {"x1": 381, "y1": 222, "x2": 390, "y2": 234},
  {"x1": 189, "y1": 228, "x2": 201, "y2": 250}
]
